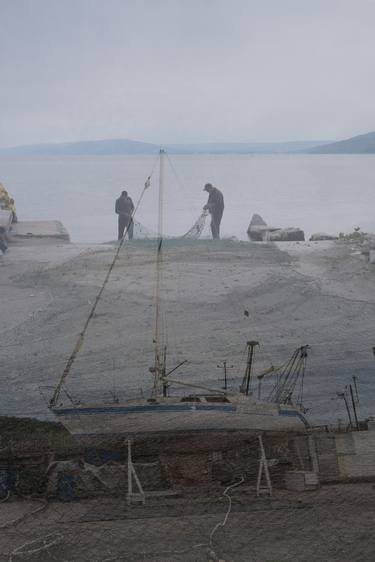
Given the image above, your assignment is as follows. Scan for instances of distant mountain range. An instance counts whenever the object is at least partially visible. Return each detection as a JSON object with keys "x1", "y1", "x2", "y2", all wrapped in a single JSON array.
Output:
[
  {"x1": 307, "y1": 131, "x2": 375, "y2": 154},
  {"x1": 165, "y1": 140, "x2": 332, "y2": 154},
  {"x1": 0, "y1": 138, "x2": 160, "y2": 156},
  {"x1": 1, "y1": 131, "x2": 375, "y2": 155},
  {"x1": 0, "y1": 138, "x2": 332, "y2": 156}
]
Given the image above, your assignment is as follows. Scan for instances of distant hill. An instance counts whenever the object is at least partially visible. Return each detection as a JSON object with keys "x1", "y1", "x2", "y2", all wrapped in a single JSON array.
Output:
[
  {"x1": 0, "y1": 138, "x2": 332, "y2": 156},
  {"x1": 308, "y1": 131, "x2": 375, "y2": 154},
  {"x1": 0, "y1": 138, "x2": 160, "y2": 156},
  {"x1": 166, "y1": 140, "x2": 332, "y2": 154}
]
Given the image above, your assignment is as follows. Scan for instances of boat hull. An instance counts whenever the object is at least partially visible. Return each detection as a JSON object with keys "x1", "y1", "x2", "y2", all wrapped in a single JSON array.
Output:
[{"x1": 52, "y1": 399, "x2": 308, "y2": 446}]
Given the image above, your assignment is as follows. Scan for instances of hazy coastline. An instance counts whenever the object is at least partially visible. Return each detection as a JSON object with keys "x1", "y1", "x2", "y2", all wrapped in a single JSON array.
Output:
[{"x1": 1, "y1": 153, "x2": 375, "y2": 243}]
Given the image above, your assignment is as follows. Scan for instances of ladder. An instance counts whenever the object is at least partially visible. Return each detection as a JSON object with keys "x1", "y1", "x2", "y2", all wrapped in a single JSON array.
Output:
[
  {"x1": 256, "y1": 434, "x2": 273, "y2": 497},
  {"x1": 127, "y1": 439, "x2": 145, "y2": 505}
]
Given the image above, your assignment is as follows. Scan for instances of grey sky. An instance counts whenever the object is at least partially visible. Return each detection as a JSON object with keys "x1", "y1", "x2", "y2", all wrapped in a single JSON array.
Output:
[{"x1": 1, "y1": 0, "x2": 375, "y2": 148}]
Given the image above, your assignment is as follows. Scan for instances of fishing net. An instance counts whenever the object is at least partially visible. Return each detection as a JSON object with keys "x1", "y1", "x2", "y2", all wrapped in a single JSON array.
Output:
[
  {"x1": 133, "y1": 221, "x2": 157, "y2": 239},
  {"x1": 133, "y1": 211, "x2": 208, "y2": 241},
  {"x1": 180, "y1": 210, "x2": 208, "y2": 240}
]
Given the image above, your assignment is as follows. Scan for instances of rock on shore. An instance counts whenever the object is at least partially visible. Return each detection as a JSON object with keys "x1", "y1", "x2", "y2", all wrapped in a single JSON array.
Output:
[{"x1": 247, "y1": 213, "x2": 304, "y2": 241}]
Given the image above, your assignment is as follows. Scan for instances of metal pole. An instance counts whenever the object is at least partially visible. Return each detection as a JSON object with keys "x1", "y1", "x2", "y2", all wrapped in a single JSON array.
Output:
[
  {"x1": 352, "y1": 375, "x2": 360, "y2": 404},
  {"x1": 218, "y1": 360, "x2": 233, "y2": 390},
  {"x1": 127, "y1": 439, "x2": 132, "y2": 505},
  {"x1": 349, "y1": 384, "x2": 360, "y2": 430},
  {"x1": 256, "y1": 434, "x2": 272, "y2": 497},
  {"x1": 162, "y1": 345, "x2": 167, "y2": 397},
  {"x1": 308, "y1": 434, "x2": 319, "y2": 474},
  {"x1": 342, "y1": 392, "x2": 353, "y2": 429},
  {"x1": 245, "y1": 341, "x2": 259, "y2": 396}
]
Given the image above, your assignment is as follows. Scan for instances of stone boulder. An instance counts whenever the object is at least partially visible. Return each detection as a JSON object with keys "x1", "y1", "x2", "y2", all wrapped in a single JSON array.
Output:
[
  {"x1": 247, "y1": 214, "x2": 304, "y2": 242},
  {"x1": 360, "y1": 235, "x2": 375, "y2": 263},
  {"x1": 363, "y1": 234, "x2": 375, "y2": 250},
  {"x1": 247, "y1": 213, "x2": 268, "y2": 241},
  {"x1": 268, "y1": 228, "x2": 305, "y2": 242},
  {"x1": 309, "y1": 233, "x2": 338, "y2": 241}
]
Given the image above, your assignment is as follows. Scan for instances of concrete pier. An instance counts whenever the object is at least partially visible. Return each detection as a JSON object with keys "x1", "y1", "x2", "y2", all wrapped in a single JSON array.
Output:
[{"x1": 11, "y1": 220, "x2": 70, "y2": 241}]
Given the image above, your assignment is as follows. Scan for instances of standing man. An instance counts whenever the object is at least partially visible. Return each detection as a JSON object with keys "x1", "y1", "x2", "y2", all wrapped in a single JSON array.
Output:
[
  {"x1": 115, "y1": 190, "x2": 134, "y2": 240},
  {"x1": 203, "y1": 183, "x2": 224, "y2": 239}
]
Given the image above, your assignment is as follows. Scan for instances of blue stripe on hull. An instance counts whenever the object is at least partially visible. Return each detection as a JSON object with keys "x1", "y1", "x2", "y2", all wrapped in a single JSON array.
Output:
[
  {"x1": 75, "y1": 426, "x2": 302, "y2": 439},
  {"x1": 279, "y1": 408, "x2": 309, "y2": 427},
  {"x1": 53, "y1": 403, "x2": 309, "y2": 428},
  {"x1": 53, "y1": 403, "x2": 237, "y2": 416}
]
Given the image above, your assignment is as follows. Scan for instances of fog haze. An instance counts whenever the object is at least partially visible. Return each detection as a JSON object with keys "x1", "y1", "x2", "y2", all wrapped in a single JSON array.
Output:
[{"x1": 1, "y1": 0, "x2": 375, "y2": 147}]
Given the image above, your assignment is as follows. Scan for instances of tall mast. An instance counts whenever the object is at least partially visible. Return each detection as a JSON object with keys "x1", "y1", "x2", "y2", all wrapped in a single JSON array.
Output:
[{"x1": 153, "y1": 149, "x2": 165, "y2": 394}]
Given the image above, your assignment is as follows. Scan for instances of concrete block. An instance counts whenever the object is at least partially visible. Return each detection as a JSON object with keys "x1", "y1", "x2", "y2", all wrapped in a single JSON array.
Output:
[
  {"x1": 352, "y1": 431, "x2": 375, "y2": 454},
  {"x1": 317, "y1": 455, "x2": 340, "y2": 481},
  {"x1": 12, "y1": 221, "x2": 69, "y2": 241},
  {"x1": 285, "y1": 470, "x2": 319, "y2": 491},
  {"x1": 338, "y1": 454, "x2": 375, "y2": 479},
  {"x1": 335, "y1": 433, "x2": 355, "y2": 455},
  {"x1": 315, "y1": 435, "x2": 337, "y2": 454}
]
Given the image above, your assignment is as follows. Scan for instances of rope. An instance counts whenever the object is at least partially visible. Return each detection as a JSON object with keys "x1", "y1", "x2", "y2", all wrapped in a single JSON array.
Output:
[
  {"x1": 209, "y1": 476, "x2": 245, "y2": 549},
  {"x1": 9, "y1": 532, "x2": 63, "y2": 562},
  {"x1": 0, "y1": 497, "x2": 48, "y2": 530},
  {"x1": 50, "y1": 173, "x2": 153, "y2": 406},
  {"x1": 98, "y1": 476, "x2": 245, "y2": 562}
]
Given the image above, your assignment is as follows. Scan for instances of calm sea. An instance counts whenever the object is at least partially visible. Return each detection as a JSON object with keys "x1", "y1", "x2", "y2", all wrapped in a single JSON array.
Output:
[{"x1": 1, "y1": 154, "x2": 375, "y2": 242}]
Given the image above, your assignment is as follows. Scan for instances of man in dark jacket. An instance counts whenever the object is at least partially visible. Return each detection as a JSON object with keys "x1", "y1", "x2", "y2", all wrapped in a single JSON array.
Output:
[
  {"x1": 115, "y1": 190, "x2": 135, "y2": 240},
  {"x1": 203, "y1": 183, "x2": 224, "y2": 239}
]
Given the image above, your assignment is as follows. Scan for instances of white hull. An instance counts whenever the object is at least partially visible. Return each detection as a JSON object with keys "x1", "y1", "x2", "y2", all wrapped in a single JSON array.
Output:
[{"x1": 52, "y1": 395, "x2": 308, "y2": 445}]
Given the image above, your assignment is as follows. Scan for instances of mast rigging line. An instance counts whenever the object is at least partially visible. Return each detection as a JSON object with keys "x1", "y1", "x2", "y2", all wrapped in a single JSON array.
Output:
[
  {"x1": 153, "y1": 150, "x2": 165, "y2": 395},
  {"x1": 165, "y1": 152, "x2": 209, "y2": 240},
  {"x1": 50, "y1": 165, "x2": 156, "y2": 407}
]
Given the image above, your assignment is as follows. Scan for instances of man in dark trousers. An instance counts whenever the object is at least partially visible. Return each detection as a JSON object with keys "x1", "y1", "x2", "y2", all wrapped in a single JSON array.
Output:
[
  {"x1": 203, "y1": 183, "x2": 224, "y2": 239},
  {"x1": 115, "y1": 190, "x2": 134, "y2": 240}
]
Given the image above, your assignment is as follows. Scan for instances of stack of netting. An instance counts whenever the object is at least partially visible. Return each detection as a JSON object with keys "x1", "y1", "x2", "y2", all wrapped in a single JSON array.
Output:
[
  {"x1": 181, "y1": 211, "x2": 208, "y2": 240},
  {"x1": 133, "y1": 221, "x2": 157, "y2": 239},
  {"x1": 133, "y1": 211, "x2": 208, "y2": 241}
]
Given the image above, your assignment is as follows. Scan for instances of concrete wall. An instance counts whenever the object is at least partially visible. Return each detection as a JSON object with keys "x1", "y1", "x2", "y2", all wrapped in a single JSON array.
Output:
[
  {"x1": 335, "y1": 431, "x2": 375, "y2": 479},
  {"x1": 314, "y1": 434, "x2": 340, "y2": 481},
  {"x1": 312, "y1": 430, "x2": 375, "y2": 481}
]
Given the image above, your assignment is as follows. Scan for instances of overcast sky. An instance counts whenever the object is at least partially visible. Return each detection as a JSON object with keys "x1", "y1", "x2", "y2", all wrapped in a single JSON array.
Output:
[{"x1": 1, "y1": 0, "x2": 375, "y2": 147}]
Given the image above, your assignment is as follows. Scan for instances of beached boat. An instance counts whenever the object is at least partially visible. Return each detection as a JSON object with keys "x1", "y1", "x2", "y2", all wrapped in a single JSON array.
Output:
[
  {"x1": 51, "y1": 396, "x2": 308, "y2": 444},
  {"x1": 50, "y1": 150, "x2": 310, "y2": 443}
]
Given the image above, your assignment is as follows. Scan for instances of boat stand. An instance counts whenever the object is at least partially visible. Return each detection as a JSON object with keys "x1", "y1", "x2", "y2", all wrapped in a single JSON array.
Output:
[
  {"x1": 126, "y1": 439, "x2": 145, "y2": 505},
  {"x1": 256, "y1": 434, "x2": 273, "y2": 497}
]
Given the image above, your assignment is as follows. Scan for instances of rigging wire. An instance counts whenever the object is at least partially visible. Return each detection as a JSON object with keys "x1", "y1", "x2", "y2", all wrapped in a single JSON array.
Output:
[
  {"x1": 50, "y1": 165, "x2": 156, "y2": 406},
  {"x1": 166, "y1": 152, "x2": 210, "y2": 239}
]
